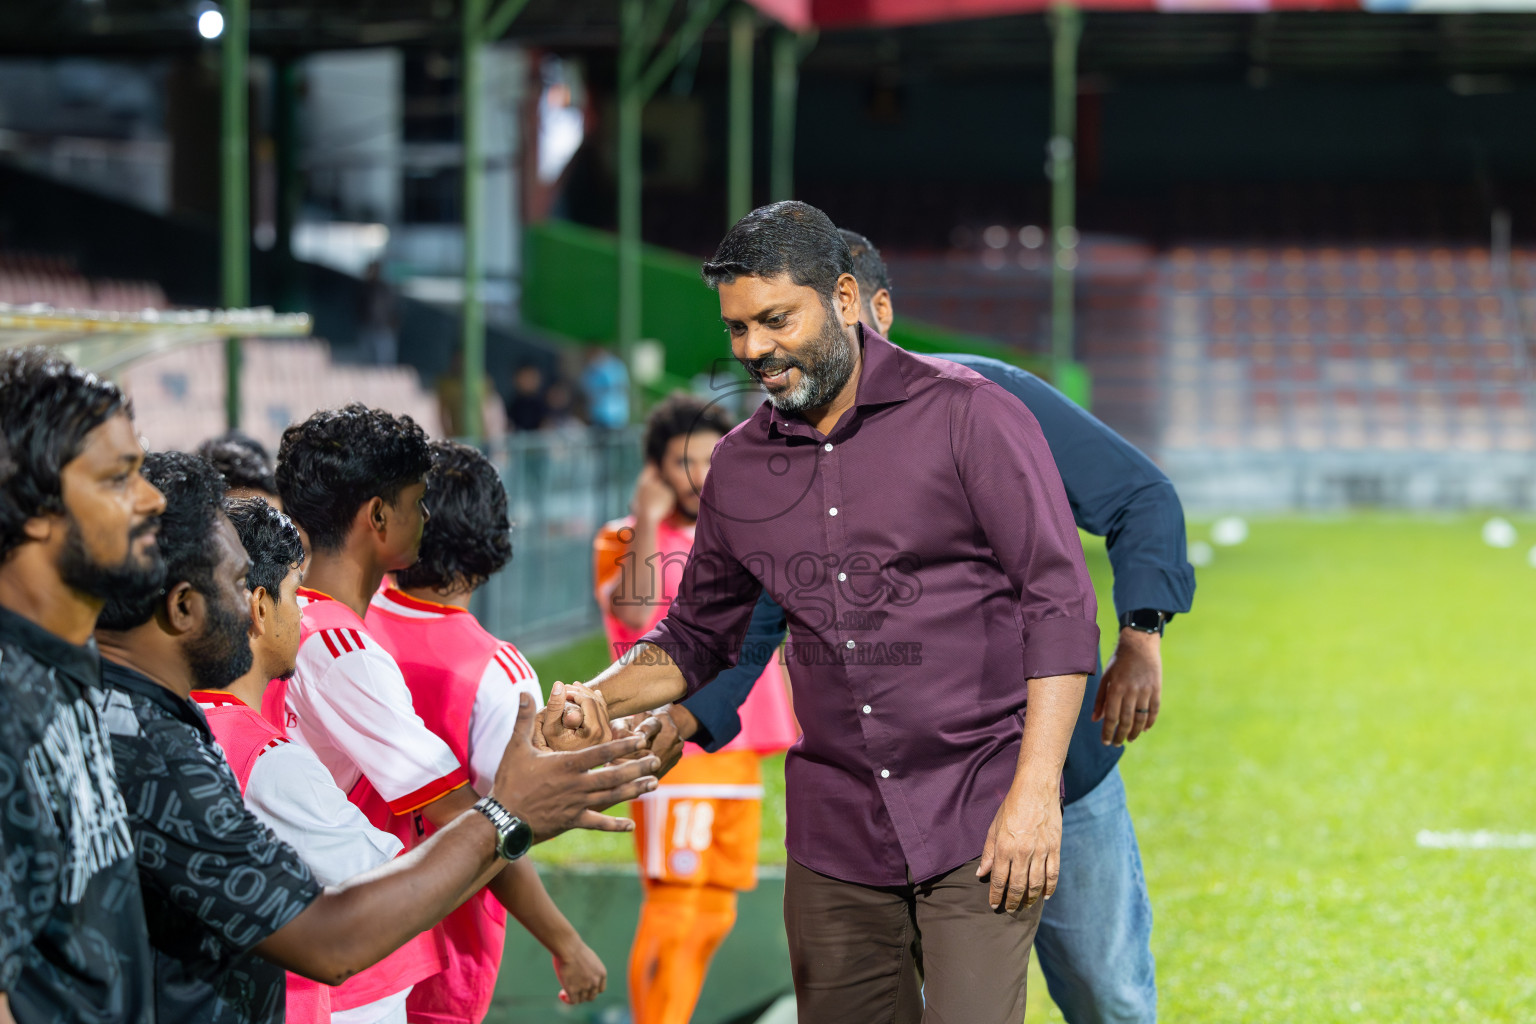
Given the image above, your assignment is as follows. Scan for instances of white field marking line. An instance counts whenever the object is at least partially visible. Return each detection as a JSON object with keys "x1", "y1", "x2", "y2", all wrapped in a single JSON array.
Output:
[{"x1": 1416, "y1": 829, "x2": 1536, "y2": 850}]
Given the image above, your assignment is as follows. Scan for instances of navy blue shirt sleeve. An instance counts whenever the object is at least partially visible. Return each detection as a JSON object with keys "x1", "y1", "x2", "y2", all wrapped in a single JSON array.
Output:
[
  {"x1": 940, "y1": 355, "x2": 1196, "y2": 619},
  {"x1": 678, "y1": 591, "x2": 788, "y2": 752}
]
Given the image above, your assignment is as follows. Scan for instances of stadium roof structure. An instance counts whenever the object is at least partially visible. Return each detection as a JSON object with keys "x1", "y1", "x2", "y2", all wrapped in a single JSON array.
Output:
[
  {"x1": 0, "y1": 303, "x2": 311, "y2": 378},
  {"x1": 7, "y1": 0, "x2": 1536, "y2": 66},
  {"x1": 755, "y1": 0, "x2": 1536, "y2": 30}
]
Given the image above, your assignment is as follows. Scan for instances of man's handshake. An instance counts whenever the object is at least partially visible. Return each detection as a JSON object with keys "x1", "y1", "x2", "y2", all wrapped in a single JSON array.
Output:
[{"x1": 536, "y1": 682, "x2": 687, "y2": 779}]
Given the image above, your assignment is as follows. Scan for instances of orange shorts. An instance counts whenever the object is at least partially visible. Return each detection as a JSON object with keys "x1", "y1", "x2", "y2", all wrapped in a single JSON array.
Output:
[{"x1": 632, "y1": 750, "x2": 763, "y2": 891}]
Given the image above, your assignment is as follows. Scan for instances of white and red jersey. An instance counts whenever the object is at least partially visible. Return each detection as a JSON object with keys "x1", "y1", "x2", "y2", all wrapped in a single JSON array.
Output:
[
  {"x1": 263, "y1": 587, "x2": 469, "y2": 815},
  {"x1": 194, "y1": 690, "x2": 435, "y2": 1024},
  {"x1": 362, "y1": 587, "x2": 543, "y2": 1024}
]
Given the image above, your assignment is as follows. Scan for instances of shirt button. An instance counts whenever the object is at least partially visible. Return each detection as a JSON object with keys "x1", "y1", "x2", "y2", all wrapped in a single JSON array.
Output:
[
  {"x1": 880, "y1": 769, "x2": 890, "y2": 778},
  {"x1": 824, "y1": 442, "x2": 834, "y2": 452},
  {"x1": 829, "y1": 507, "x2": 838, "y2": 516},
  {"x1": 862, "y1": 704, "x2": 872, "y2": 714},
  {"x1": 846, "y1": 640, "x2": 856, "y2": 649},
  {"x1": 838, "y1": 572, "x2": 847, "y2": 582}
]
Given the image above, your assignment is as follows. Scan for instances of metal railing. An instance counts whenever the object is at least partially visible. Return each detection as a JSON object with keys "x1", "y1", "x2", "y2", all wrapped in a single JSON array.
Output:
[{"x1": 471, "y1": 426, "x2": 643, "y2": 653}]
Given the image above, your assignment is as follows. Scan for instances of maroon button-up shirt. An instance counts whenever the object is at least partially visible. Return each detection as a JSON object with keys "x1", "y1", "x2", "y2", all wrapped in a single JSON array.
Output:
[{"x1": 643, "y1": 328, "x2": 1099, "y2": 886}]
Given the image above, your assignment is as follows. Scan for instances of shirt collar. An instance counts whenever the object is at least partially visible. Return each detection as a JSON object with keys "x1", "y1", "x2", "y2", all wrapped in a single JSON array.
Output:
[
  {"x1": 100, "y1": 657, "x2": 211, "y2": 736},
  {"x1": 766, "y1": 324, "x2": 911, "y2": 441},
  {"x1": 0, "y1": 602, "x2": 101, "y2": 690},
  {"x1": 381, "y1": 587, "x2": 468, "y2": 616}
]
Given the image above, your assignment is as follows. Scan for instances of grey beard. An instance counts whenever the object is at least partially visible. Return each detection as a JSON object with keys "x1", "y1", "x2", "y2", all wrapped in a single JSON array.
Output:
[{"x1": 765, "y1": 306, "x2": 857, "y2": 415}]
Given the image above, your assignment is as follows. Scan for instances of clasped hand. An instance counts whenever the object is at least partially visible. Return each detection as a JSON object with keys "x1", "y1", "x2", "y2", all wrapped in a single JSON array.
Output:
[{"x1": 536, "y1": 682, "x2": 672, "y2": 767}]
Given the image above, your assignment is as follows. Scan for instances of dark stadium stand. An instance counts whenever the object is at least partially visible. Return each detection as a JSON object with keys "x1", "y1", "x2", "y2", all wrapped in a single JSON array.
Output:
[
  {"x1": 0, "y1": 251, "x2": 168, "y2": 312},
  {"x1": 878, "y1": 240, "x2": 1536, "y2": 461},
  {"x1": 0, "y1": 249, "x2": 443, "y2": 448},
  {"x1": 1158, "y1": 245, "x2": 1533, "y2": 456}
]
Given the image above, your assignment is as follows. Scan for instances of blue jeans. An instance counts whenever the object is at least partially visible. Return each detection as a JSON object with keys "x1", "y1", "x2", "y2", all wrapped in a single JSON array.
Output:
[{"x1": 1035, "y1": 766, "x2": 1157, "y2": 1024}]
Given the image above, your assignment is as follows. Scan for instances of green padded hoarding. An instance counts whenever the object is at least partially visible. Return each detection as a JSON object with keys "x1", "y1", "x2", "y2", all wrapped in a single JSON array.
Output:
[{"x1": 521, "y1": 220, "x2": 1090, "y2": 409}]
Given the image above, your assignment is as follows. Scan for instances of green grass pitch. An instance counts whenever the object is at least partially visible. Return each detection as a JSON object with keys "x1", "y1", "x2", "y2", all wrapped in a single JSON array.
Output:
[{"x1": 525, "y1": 516, "x2": 1536, "y2": 1022}]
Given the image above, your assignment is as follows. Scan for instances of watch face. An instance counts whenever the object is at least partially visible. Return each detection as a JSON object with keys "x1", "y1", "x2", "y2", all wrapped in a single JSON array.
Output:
[{"x1": 501, "y1": 818, "x2": 534, "y2": 860}]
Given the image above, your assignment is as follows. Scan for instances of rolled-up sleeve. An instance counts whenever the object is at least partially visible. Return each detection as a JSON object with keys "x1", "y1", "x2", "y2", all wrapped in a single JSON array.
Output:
[
  {"x1": 950, "y1": 381, "x2": 1100, "y2": 679},
  {"x1": 639, "y1": 472, "x2": 764, "y2": 697}
]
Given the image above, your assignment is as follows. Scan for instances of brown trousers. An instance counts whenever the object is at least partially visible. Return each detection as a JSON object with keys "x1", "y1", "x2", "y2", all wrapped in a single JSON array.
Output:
[{"x1": 783, "y1": 855, "x2": 1045, "y2": 1024}]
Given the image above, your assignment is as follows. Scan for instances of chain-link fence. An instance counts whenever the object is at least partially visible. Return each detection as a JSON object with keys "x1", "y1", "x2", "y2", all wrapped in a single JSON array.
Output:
[{"x1": 471, "y1": 427, "x2": 643, "y2": 654}]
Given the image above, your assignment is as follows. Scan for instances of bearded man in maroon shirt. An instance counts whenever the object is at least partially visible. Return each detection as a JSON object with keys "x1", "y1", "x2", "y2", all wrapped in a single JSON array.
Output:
[{"x1": 546, "y1": 201, "x2": 1100, "y2": 1022}]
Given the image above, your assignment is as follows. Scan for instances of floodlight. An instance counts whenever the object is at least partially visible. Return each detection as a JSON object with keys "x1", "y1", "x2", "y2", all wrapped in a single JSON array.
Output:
[{"x1": 198, "y1": 8, "x2": 224, "y2": 39}]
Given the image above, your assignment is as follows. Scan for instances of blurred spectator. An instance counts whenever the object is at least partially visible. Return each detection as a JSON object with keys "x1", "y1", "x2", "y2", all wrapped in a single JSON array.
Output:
[
  {"x1": 580, "y1": 347, "x2": 629, "y2": 429},
  {"x1": 196, "y1": 431, "x2": 281, "y2": 507},
  {"x1": 357, "y1": 261, "x2": 399, "y2": 366},
  {"x1": 436, "y1": 350, "x2": 508, "y2": 440},
  {"x1": 506, "y1": 364, "x2": 549, "y2": 432},
  {"x1": 542, "y1": 380, "x2": 583, "y2": 431}
]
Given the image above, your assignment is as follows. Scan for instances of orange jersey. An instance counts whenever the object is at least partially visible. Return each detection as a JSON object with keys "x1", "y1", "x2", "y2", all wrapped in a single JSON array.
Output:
[{"x1": 632, "y1": 751, "x2": 763, "y2": 891}]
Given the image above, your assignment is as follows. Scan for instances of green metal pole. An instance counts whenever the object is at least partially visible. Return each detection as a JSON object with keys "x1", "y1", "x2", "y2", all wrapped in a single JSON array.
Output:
[
  {"x1": 617, "y1": 0, "x2": 644, "y2": 393},
  {"x1": 727, "y1": 5, "x2": 754, "y2": 224},
  {"x1": 221, "y1": 0, "x2": 249, "y2": 430},
  {"x1": 769, "y1": 29, "x2": 799, "y2": 202},
  {"x1": 273, "y1": 57, "x2": 301, "y2": 314},
  {"x1": 1048, "y1": 2, "x2": 1081, "y2": 376},
  {"x1": 461, "y1": 0, "x2": 487, "y2": 442}
]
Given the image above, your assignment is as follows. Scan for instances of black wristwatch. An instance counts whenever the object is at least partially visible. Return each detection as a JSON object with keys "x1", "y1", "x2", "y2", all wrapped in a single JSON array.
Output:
[
  {"x1": 473, "y1": 796, "x2": 534, "y2": 861},
  {"x1": 1118, "y1": 609, "x2": 1168, "y2": 636}
]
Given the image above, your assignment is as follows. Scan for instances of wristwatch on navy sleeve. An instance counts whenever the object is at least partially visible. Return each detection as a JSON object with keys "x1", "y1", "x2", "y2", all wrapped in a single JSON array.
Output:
[
  {"x1": 473, "y1": 795, "x2": 534, "y2": 861},
  {"x1": 1118, "y1": 609, "x2": 1169, "y2": 636}
]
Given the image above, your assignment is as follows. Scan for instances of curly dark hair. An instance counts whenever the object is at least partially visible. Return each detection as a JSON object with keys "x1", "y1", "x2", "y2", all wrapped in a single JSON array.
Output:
[
  {"x1": 0, "y1": 348, "x2": 131, "y2": 560},
  {"x1": 197, "y1": 432, "x2": 278, "y2": 495},
  {"x1": 275, "y1": 404, "x2": 433, "y2": 554},
  {"x1": 393, "y1": 441, "x2": 511, "y2": 593},
  {"x1": 96, "y1": 451, "x2": 228, "y2": 631},
  {"x1": 701, "y1": 201, "x2": 854, "y2": 303},
  {"x1": 226, "y1": 497, "x2": 303, "y2": 598},
  {"x1": 837, "y1": 228, "x2": 892, "y2": 297},
  {"x1": 644, "y1": 392, "x2": 735, "y2": 468}
]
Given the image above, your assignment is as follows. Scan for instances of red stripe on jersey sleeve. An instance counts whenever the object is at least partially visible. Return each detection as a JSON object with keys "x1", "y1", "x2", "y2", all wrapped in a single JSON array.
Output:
[
  {"x1": 502, "y1": 645, "x2": 534, "y2": 678},
  {"x1": 492, "y1": 651, "x2": 522, "y2": 684},
  {"x1": 386, "y1": 767, "x2": 471, "y2": 815},
  {"x1": 319, "y1": 630, "x2": 343, "y2": 659},
  {"x1": 348, "y1": 629, "x2": 365, "y2": 650},
  {"x1": 333, "y1": 629, "x2": 354, "y2": 653}
]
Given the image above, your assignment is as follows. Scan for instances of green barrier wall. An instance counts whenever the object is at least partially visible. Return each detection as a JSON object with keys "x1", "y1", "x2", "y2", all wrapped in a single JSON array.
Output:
[
  {"x1": 522, "y1": 220, "x2": 1091, "y2": 409},
  {"x1": 487, "y1": 866, "x2": 791, "y2": 1024}
]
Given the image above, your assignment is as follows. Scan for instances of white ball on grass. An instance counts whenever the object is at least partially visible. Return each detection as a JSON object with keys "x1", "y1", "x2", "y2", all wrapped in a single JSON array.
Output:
[
  {"x1": 1211, "y1": 516, "x2": 1249, "y2": 547},
  {"x1": 1482, "y1": 517, "x2": 1517, "y2": 549}
]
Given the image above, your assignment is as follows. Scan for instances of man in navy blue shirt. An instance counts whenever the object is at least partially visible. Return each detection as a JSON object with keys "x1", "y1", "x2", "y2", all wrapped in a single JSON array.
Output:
[{"x1": 670, "y1": 230, "x2": 1196, "y2": 1023}]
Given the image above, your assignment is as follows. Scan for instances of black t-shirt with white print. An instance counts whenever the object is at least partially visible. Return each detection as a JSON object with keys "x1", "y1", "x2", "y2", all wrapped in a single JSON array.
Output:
[
  {"x1": 101, "y1": 658, "x2": 322, "y2": 1024},
  {"x1": 0, "y1": 605, "x2": 154, "y2": 1024}
]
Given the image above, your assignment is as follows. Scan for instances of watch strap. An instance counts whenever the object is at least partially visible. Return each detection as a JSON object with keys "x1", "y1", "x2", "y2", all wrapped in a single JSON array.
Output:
[
  {"x1": 1118, "y1": 609, "x2": 1167, "y2": 635},
  {"x1": 473, "y1": 795, "x2": 530, "y2": 861}
]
